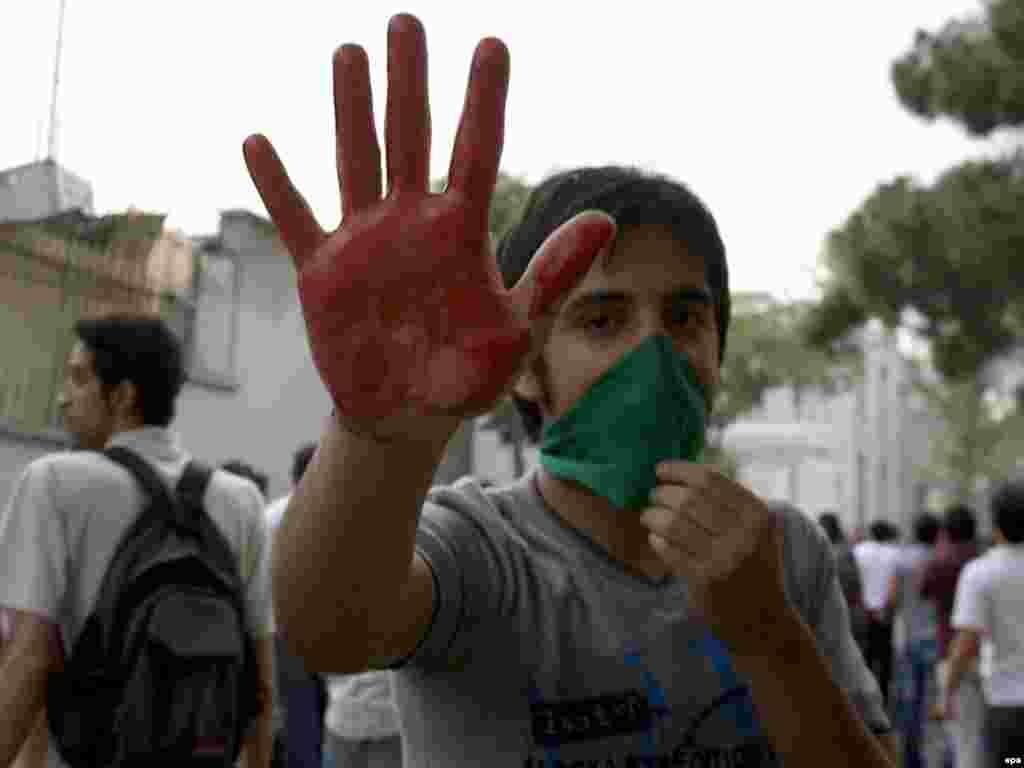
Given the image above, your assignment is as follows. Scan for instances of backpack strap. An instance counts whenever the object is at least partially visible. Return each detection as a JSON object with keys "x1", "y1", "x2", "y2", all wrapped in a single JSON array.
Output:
[
  {"x1": 105, "y1": 446, "x2": 194, "y2": 532},
  {"x1": 93, "y1": 446, "x2": 187, "y2": 653},
  {"x1": 174, "y1": 461, "x2": 242, "y2": 584}
]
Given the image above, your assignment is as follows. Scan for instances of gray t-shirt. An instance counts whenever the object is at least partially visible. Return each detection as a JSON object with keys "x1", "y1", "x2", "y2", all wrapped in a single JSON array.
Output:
[{"x1": 389, "y1": 472, "x2": 889, "y2": 767}]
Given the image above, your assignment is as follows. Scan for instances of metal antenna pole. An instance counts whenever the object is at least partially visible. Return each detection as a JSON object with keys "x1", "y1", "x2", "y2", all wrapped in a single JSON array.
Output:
[
  {"x1": 47, "y1": 0, "x2": 68, "y2": 162},
  {"x1": 47, "y1": 0, "x2": 69, "y2": 213}
]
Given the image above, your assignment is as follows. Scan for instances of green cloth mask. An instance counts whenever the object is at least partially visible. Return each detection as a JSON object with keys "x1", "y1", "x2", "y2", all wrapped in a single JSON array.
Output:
[{"x1": 539, "y1": 334, "x2": 707, "y2": 510}]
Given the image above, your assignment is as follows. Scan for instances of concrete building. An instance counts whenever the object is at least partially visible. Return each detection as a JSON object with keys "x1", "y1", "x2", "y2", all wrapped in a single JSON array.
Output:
[
  {"x1": 0, "y1": 159, "x2": 94, "y2": 222},
  {"x1": 723, "y1": 323, "x2": 939, "y2": 537}
]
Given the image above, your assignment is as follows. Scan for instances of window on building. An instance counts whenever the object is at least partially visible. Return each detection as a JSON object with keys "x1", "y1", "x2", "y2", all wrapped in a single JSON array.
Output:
[{"x1": 181, "y1": 240, "x2": 241, "y2": 390}]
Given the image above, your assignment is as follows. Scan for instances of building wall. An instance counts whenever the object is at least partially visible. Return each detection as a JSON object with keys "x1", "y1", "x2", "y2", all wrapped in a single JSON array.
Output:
[
  {"x1": 171, "y1": 211, "x2": 331, "y2": 502},
  {"x1": 724, "y1": 325, "x2": 938, "y2": 537},
  {"x1": 0, "y1": 160, "x2": 94, "y2": 222}
]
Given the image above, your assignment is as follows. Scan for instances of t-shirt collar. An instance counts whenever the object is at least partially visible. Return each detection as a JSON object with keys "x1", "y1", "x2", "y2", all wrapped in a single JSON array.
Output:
[{"x1": 105, "y1": 427, "x2": 184, "y2": 462}]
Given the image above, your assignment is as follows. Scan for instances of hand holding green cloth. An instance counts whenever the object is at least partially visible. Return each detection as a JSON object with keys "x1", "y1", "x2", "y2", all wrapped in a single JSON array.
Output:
[{"x1": 539, "y1": 334, "x2": 707, "y2": 510}]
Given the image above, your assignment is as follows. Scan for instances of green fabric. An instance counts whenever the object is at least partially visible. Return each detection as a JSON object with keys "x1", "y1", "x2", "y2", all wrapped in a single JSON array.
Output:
[{"x1": 539, "y1": 334, "x2": 707, "y2": 510}]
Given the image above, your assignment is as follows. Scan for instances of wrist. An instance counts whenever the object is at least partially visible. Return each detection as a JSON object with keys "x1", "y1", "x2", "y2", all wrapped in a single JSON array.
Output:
[{"x1": 329, "y1": 408, "x2": 460, "y2": 452}]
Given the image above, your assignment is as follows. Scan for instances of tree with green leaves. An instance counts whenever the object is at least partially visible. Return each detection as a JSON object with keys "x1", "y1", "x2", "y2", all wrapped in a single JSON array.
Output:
[
  {"x1": 805, "y1": 154, "x2": 1024, "y2": 380},
  {"x1": 891, "y1": 0, "x2": 1024, "y2": 136},
  {"x1": 805, "y1": 1, "x2": 1024, "y2": 501},
  {"x1": 705, "y1": 294, "x2": 850, "y2": 476},
  {"x1": 913, "y1": 365, "x2": 1024, "y2": 503}
]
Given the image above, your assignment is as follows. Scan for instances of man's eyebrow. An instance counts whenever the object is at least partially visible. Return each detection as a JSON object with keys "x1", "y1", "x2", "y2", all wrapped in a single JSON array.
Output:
[
  {"x1": 667, "y1": 287, "x2": 713, "y2": 305},
  {"x1": 563, "y1": 287, "x2": 714, "y2": 313},
  {"x1": 563, "y1": 290, "x2": 632, "y2": 312}
]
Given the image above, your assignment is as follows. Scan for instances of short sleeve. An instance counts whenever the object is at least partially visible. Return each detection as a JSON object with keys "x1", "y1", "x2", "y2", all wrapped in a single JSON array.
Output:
[
  {"x1": 239, "y1": 485, "x2": 275, "y2": 638},
  {"x1": 388, "y1": 481, "x2": 508, "y2": 671},
  {"x1": 0, "y1": 460, "x2": 67, "y2": 621},
  {"x1": 803, "y1": 525, "x2": 891, "y2": 733},
  {"x1": 951, "y1": 560, "x2": 988, "y2": 633}
]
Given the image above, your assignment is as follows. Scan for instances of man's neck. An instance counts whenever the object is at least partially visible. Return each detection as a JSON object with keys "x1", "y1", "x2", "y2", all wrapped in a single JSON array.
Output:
[{"x1": 535, "y1": 467, "x2": 670, "y2": 583}]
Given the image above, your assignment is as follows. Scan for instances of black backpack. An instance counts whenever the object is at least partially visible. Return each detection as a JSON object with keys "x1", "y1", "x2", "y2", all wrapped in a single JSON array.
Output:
[{"x1": 48, "y1": 446, "x2": 262, "y2": 768}]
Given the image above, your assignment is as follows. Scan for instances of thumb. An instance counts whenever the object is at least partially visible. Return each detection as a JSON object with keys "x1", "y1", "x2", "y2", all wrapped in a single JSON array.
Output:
[{"x1": 506, "y1": 211, "x2": 616, "y2": 323}]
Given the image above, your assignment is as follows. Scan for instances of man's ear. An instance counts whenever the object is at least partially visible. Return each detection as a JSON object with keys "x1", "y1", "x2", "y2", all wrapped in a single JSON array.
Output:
[{"x1": 111, "y1": 380, "x2": 141, "y2": 423}]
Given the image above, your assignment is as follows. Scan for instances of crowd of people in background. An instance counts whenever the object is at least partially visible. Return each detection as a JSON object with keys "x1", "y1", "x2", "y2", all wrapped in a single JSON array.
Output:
[{"x1": 819, "y1": 496, "x2": 1024, "y2": 768}]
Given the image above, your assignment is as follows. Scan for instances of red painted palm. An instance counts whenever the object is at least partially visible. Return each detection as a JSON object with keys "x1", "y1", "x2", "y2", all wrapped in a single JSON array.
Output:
[{"x1": 243, "y1": 15, "x2": 613, "y2": 439}]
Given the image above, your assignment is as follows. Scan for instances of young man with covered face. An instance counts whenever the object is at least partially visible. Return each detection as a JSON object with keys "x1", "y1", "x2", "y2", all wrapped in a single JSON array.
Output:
[{"x1": 244, "y1": 13, "x2": 898, "y2": 767}]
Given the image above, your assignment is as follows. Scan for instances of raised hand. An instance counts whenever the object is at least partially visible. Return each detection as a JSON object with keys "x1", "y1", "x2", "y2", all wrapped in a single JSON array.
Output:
[{"x1": 243, "y1": 14, "x2": 614, "y2": 440}]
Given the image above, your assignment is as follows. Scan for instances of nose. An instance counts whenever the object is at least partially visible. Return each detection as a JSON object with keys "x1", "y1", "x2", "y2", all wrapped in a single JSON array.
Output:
[{"x1": 636, "y1": 307, "x2": 674, "y2": 343}]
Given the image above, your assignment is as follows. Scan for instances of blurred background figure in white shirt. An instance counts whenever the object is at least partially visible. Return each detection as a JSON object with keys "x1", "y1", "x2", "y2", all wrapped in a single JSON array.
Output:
[
  {"x1": 323, "y1": 671, "x2": 402, "y2": 768},
  {"x1": 854, "y1": 519, "x2": 902, "y2": 710}
]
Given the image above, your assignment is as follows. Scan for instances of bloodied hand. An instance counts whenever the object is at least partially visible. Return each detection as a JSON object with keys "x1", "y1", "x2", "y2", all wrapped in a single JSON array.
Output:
[{"x1": 243, "y1": 14, "x2": 615, "y2": 440}]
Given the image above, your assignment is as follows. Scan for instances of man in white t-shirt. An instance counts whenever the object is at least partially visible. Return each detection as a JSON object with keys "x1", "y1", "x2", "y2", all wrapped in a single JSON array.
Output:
[
  {"x1": 940, "y1": 479, "x2": 1024, "y2": 765},
  {"x1": 855, "y1": 520, "x2": 903, "y2": 708},
  {"x1": 0, "y1": 314, "x2": 275, "y2": 768}
]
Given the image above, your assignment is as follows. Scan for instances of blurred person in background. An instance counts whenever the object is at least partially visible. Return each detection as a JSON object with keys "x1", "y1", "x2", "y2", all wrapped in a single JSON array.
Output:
[
  {"x1": 265, "y1": 441, "x2": 327, "y2": 768},
  {"x1": 222, "y1": 460, "x2": 271, "y2": 503},
  {"x1": 889, "y1": 513, "x2": 941, "y2": 768},
  {"x1": 855, "y1": 520, "x2": 902, "y2": 709},
  {"x1": 322, "y1": 671, "x2": 402, "y2": 768},
  {"x1": 265, "y1": 443, "x2": 317, "y2": 531},
  {"x1": 819, "y1": 511, "x2": 868, "y2": 652},
  {"x1": 937, "y1": 480, "x2": 1024, "y2": 766},
  {"x1": 923, "y1": 505, "x2": 983, "y2": 768}
]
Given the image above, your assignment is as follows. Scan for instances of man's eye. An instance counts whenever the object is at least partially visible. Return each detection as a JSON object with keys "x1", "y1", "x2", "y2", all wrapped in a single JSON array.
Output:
[
  {"x1": 583, "y1": 314, "x2": 619, "y2": 334},
  {"x1": 670, "y1": 306, "x2": 699, "y2": 327}
]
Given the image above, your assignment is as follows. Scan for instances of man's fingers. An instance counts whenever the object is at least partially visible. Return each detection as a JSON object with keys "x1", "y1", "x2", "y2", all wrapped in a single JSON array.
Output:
[
  {"x1": 384, "y1": 14, "x2": 431, "y2": 195},
  {"x1": 447, "y1": 37, "x2": 510, "y2": 230},
  {"x1": 242, "y1": 134, "x2": 325, "y2": 268},
  {"x1": 334, "y1": 44, "x2": 382, "y2": 217},
  {"x1": 508, "y1": 211, "x2": 616, "y2": 324},
  {"x1": 641, "y1": 504, "x2": 715, "y2": 552},
  {"x1": 648, "y1": 486, "x2": 723, "y2": 536}
]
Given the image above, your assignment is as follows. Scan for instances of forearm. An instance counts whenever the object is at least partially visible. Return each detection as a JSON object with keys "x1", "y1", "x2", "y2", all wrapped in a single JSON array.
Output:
[
  {"x1": 239, "y1": 705, "x2": 273, "y2": 768},
  {"x1": 272, "y1": 412, "x2": 456, "y2": 670},
  {"x1": 12, "y1": 712, "x2": 48, "y2": 768},
  {"x1": 732, "y1": 612, "x2": 896, "y2": 768},
  {"x1": 0, "y1": 655, "x2": 48, "y2": 767},
  {"x1": 943, "y1": 633, "x2": 979, "y2": 699}
]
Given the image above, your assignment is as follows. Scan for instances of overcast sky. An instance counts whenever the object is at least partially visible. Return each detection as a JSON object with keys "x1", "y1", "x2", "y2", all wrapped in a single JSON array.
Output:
[{"x1": 4, "y1": 0, "x2": 1003, "y2": 300}]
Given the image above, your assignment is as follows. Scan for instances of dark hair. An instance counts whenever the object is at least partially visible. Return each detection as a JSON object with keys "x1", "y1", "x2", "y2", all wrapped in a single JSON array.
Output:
[
  {"x1": 74, "y1": 314, "x2": 185, "y2": 427},
  {"x1": 220, "y1": 460, "x2": 269, "y2": 498},
  {"x1": 496, "y1": 166, "x2": 730, "y2": 442},
  {"x1": 913, "y1": 513, "x2": 940, "y2": 546},
  {"x1": 944, "y1": 504, "x2": 977, "y2": 543},
  {"x1": 869, "y1": 520, "x2": 900, "y2": 542},
  {"x1": 818, "y1": 512, "x2": 845, "y2": 546},
  {"x1": 291, "y1": 441, "x2": 317, "y2": 486},
  {"x1": 991, "y1": 480, "x2": 1024, "y2": 544}
]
